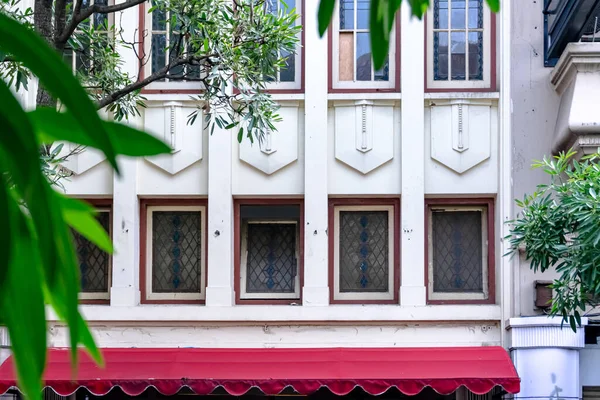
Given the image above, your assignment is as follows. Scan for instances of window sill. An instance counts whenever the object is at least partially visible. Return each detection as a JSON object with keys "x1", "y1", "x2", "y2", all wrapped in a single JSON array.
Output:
[
  {"x1": 328, "y1": 92, "x2": 402, "y2": 101},
  {"x1": 424, "y1": 92, "x2": 500, "y2": 100}
]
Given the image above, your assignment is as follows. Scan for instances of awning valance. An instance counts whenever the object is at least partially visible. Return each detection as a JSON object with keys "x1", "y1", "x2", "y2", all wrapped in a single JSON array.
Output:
[{"x1": 0, "y1": 347, "x2": 520, "y2": 396}]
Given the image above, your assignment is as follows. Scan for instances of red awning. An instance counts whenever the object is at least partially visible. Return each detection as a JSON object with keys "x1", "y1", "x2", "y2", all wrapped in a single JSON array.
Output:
[{"x1": 0, "y1": 347, "x2": 520, "y2": 396}]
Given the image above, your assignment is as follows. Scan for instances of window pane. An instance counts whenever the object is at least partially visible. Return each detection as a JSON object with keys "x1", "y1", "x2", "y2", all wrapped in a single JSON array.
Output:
[
  {"x1": 468, "y1": 0, "x2": 482, "y2": 29},
  {"x1": 74, "y1": 212, "x2": 110, "y2": 293},
  {"x1": 468, "y1": 31, "x2": 483, "y2": 80},
  {"x1": 265, "y1": 0, "x2": 278, "y2": 14},
  {"x1": 151, "y1": 33, "x2": 166, "y2": 76},
  {"x1": 340, "y1": 0, "x2": 354, "y2": 29},
  {"x1": 169, "y1": 34, "x2": 184, "y2": 78},
  {"x1": 434, "y1": 32, "x2": 448, "y2": 80},
  {"x1": 374, "y1": 56, "x2": 389, "y2": 81},
  {"x1": 432, "y1": 210, "x2": 483, "y2": 293},
  {"x1": 357, "y1": 0, "x2": 369, "y2": 29},
  {"x1": 152, "y1": 7, "x2": 167, "y2": 31},
  {"x1": 63, "y1": 49, "x2": 74, "y2": 72},
  {"x1": 356, "y1": 32, "x2": 371, "y2": 81},
  {"x1": 152, "y1": 211, "x2": 202, "y2": 293},
  {"x1": 75, "y1": 35, "x2": 91, "y2": 72},
  {"x1": 279, "y1": 49, "x2": 295, "y2": 82},
  {"x1": 339, "y1": 32, "x2": 354, "y2": 81},
  {"x1": 282, "y1": 0, "x2": 295, "y2": 13},
  {"x1": 245, "y1": 223, "x2": 297, "y2": 294},
  {"x1": 434, "y1": 0, "x2": 448, "y2": 29},
  {"x1": 339, "y1": 211, "x2": 389, "y2": 293},
  {"x1": 450, "y1": 31, "x2": 466, "y2": 80},
  {"x1": 451, "y1": 0, "x2": 466, "y2": 29},
  {"x1": 93, "y1": 0, "x2": 108, "y2": 28}
]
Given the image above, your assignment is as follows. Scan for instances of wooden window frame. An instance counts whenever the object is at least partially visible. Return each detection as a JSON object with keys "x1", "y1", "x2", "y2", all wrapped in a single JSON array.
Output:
[
  {"x1": 140, "y1": 199, "x2": 208, "y2": 304},
  {"x1": 234, "y1": 199, "x2": 304, "y2": 305},
  {"x1": 424, "y1": 1, "x2": 497, "y2": 92},
  {"x1": 77, "y1": 198, "x2": 113, "y2": 305},
  {"x1": 424, "y1": 198, "x2": 495, "y2": 305},
  {"x1": 328, "y1": 3, "x2": 401, "y2": 93},
  {"x1": 328, "y1": 198, "x2": 400, "y2": 304}
]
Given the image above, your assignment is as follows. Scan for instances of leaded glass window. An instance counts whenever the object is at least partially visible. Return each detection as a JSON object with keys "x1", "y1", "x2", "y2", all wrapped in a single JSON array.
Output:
[
  {"x1": 332, "y1": 204, "x2": 396, "y2": 302},
  {"x1": 264, "y1": 0, "x2": 301, "y2": 87},
  {"x1": 73, "y1": 209, "x2": 111, "y2": 299},
  {"x1": 239, "y1": 204, "x2": 300, "y2": 300},
  {"x1": 427, "y1": 205, "x2": 489, "y2": 302}
]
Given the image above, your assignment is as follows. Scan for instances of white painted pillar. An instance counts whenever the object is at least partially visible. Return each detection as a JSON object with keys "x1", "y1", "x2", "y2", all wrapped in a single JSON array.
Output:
[
  {"x1": 399, "y1": 3, "x2": 426, "y2": 305},
  {"x1": 302, "y1": 0, "x2": 329, "y2": 306},
  {"x1": 205, "y1": 122, "x2": 235, "y2": 306},
  {"x1": 111, "y1": 156, "x2": 141, "y2": 306},
  {"x1": 508, "y1": 317, "x2": 587, "y2": 400}
]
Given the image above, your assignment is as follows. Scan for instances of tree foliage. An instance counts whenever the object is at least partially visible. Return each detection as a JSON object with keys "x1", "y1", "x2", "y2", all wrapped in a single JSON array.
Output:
[{"x1": 507, "y1": 150, "x2": 600, "y2": 331}]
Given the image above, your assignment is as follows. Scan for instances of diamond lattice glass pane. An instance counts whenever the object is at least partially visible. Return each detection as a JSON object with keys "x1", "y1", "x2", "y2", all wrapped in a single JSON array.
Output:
[
  {"x1": 340, "y1": 0, "x2": 354, "y2": 29},
  {"x1": 468, "y1": 31, "x2": 483, "y2": 80},
  {"x1": 245, "y1": 223, "x2": 297, "y2": 294},
  {"x1": 468, "y1": 0, "x2": 482, "y2": 28},
  {"x1": 151, "y1": 34, "x2": 166, "y2": 76},
  {"x1": 435, "y1": 0, "x2": 448, "y2": 29},
  {"x1": 339, "y1": 211, "x2": 389, "y2": 293},
  {"x1": 432, "y1": 210, "x2": 483, "y2": 293},
  {"x1": 152, "y1": 211, "x2": 202, "y2": 293},
  {"x1": 434, "y1": 32, "x2": 448, "y2": 80},
  {"x1": 74, "y1": 211, "x2": 110, "y2": 293}
]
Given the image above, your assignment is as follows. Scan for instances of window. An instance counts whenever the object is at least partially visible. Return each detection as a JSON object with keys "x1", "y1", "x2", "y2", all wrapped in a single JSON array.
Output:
[
  {"x1": 235, "y1": 201, "x2": 303, "y2": 303},
  {"x1": 331, "y1": 0, "x2": 398, "y2": 91},
  {"x1": 426, "y1": 199, "x2": 494, "y2": 304},
  {"x1": 330, "y1": 199, "x2": 399, "y2": 303},
  {"x1": 142, "y1": 202, "x2": 206, "y2": 303},
  {"x1": 264, "y1": 0, "x2": 302, "y2": 91},
  {"x1": 72, "y1": 202, "x2": 111, "y2": 302},
  {"x1": 426, "y1": 0, "x2": 493, "y2": 90}
]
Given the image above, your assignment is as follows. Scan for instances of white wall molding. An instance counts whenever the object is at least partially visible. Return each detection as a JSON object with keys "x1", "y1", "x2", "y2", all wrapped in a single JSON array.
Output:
[{"x1": 507, "y1": 317, "x2": 587, "y2": 349}]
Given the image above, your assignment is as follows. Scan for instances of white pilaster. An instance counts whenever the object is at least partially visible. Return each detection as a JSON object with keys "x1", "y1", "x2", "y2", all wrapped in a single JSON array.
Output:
[
  {"x1": 302, "y1": 0, "x2": 329, "y2": 306},
  {"x1": 400, "y1": 3, "x2": 426, "y2": 305},
  {"x1": 111, "y1": 156, "x2": 140, "y2": 306},
  {"x1": 205, "y1": 123, "x2": 235, "y2": 306},
  {"x1": 508, "y1": 317, "x2": 588, "y2": 400}
]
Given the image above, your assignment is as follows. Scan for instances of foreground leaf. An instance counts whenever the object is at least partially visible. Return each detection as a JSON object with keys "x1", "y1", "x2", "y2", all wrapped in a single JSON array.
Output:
[
  {"x1": 59, "y1": 195, "x2": 113, "y2": 253},
  {"x1": 370, "y1": 0, "x2": 402, "y2": 70}
]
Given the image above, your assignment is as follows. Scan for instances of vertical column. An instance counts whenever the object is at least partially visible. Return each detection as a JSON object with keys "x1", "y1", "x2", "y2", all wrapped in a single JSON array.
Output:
[
  {"x1": 205, "y1": 122, "x2": 235, "y2": 306},
  {"x1": 110, "y1": 1, "x2": 141, "y2": 306},
  {"x1": 302, "y1": 0, "x2": 329, "y2": 306},
  {"x1": 400, "y1": 2, "x2": 426, "y2": 305}
]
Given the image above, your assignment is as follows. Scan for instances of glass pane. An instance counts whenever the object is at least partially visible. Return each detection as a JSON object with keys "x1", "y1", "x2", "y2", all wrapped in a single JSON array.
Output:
[
  {"x1": 450, "y1": 31, "x2": 466, "y2": 80},
  {"x1": 63, "y1": 49, "x2": 74, "y2": 72},
  {"x1": 374, "y1": 56, "x2": 389, "y2": 81},
  {"x1": 468, "y1": 31, "x2": 483, "y2": 80},
  {"x1": 74, "y1": 212, "x2": 110, "y2": 293},
  {"x1": 75, "y1": 35, "x2": 91, "y2": 72},
  {"x1": 357, "y1": 0, "x2": 369, "y2": 29},
  {"x1": 434, "y1": 32, "x2": 448, "y2": 80},
  {"x1": 432, "y1": 210, "x2": 483, "y2": 293},
  {"x1": 93, "y1": 0, "x2": 108, "y2": 28},
  {"x1": 169, "y1": 34, "x2": 184, "y2": 78},
  {"x1": 339, "y1": 32, "x2": 354, "y2": 81},
  {"x1": 265, "y1": 0, "x2": 278, "y2": 14},
  {"x1": 339, "y1": 211, "x2": 389, "y2": 293},
  {"x1": 279, "y1": 49, "x2": 295, "y2": 82},
  {"x1": 151, "y1": 33, "x2": 166, "y2": 76},
  {"x1": 356, "y1": 32, "x2": 371, "y2": 81},
  {"x1": 468, "y1": 0, "x2": 482, "y2": 29},
  {"x1": 152, "y1": 7, "x2": 167, "y2": 31},
  {"x1": 245, "y1": 223, "x2": 297, "y2": 294},
  {"x1": 281, "y1": 0, "x2": 295, "y2": 13},
  {"x1": 152, "y1": 211, "x2": 202, "y2": 293},
  {"x1": 451, "y1": 0, "x2": 466, "y2": 29},
  {"x1": 340, "y1": 0, "x2": 354, "y2": 29},
  {"x1": 434, "y1": 0, "x2": 448, "y2": 29}
]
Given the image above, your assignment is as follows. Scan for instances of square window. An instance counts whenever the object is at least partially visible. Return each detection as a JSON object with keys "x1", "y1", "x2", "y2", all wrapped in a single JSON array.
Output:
[
  {"x1": 331, "y1": 201, "x2": 399, "y2": 303},
  {"x1": 143, "y1": 204, "x2": 206, "y2": 302},
  {"x1": 73, "y1": 207, "x2": 111, "y2": 301},
  {"x1": 331, "y1": 0, "x2": 398, "y2": 91},
  {"x1": 237, "y1": 203, "x2": 302, "y2": 302},
  {"x1": 426, "y1": 202, "x2": 493, "y2": 303}
]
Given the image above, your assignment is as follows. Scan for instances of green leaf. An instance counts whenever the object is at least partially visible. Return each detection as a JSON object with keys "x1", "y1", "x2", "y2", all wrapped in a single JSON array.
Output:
[
  {"x1": 317, "y1": 0, "x2": 336, "y2": 37},
  {"x1": 30, "y1": 108, "x2": 171, "y2": 157},
  {"x1": 0, "y1": 13, "x2": 119, "y2": 173},
  {"x1": 0, "y1": 180, "x2": 10, "y2": 292},
  {"x1": 59, "y1": 195, "x2": 113, "y2": 253},
  {"x1": 370, "y1": 0, "x2": 402, "y2": 70},
  {"x1": 486, "y1": 0, "x2": 499, "y2": 12}
]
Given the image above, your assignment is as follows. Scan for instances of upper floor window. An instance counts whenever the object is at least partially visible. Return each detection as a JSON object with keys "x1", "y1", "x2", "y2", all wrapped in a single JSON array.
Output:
[
  {"x1": 331, "y1": 0, "x2": 398, "y2": 91},
  {"x1": 426, "y1": 0, "x2": 493, "y2": 90}
]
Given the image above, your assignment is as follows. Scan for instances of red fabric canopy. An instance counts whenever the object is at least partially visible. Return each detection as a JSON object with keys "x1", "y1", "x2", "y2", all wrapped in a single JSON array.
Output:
[{"x1": 0, "y1": 347, "x2": 520, "y2": 396}]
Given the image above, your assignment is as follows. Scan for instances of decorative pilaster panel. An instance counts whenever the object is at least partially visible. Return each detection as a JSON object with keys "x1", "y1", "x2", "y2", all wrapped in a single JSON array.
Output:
[
  {"x1": 144, "y1": 102, "x2": 203, "y2": 175},
  {"x1": 239, "y1": 102, "x2": 299, "y2": 175},
  {"x1": 334, "y1": 100, "x2": 395, "y2": 174},
  {"x1": 429, "y1": 99, "x2": 492, "y2": 174},
  {"x1": 509, "y1": 317, "x2": 586, "y2": 349}
]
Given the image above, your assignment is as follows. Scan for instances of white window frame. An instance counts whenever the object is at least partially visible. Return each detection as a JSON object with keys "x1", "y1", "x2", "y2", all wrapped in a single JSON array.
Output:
[
  {"x1": 333, "y1": 205, "x2": 395, "y2": 301},
  {"x1": 145, "y1": 205, "x2": 206, "y2": 301},
  {"x1": 264, "y1": 0, "x2": 302, "y2": 91},
  {"x1": 426, "y1": 0, "x2": 492, "y2": 90},
  {"x1": 143, "y1": 2, "x2": 203, "y2": 91},
  {"x1": 331, "y1": 1, "x2": 397, "y2": 90},
  {"x1": 427, "y1": 205, "x2": 489, "y2": 301},
  {"x1": 78, "y1": 207, "x2": 111, "y2": 301},
  {"x1": 240, "y1": 220, "x2": 300, "y2": 300}
]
